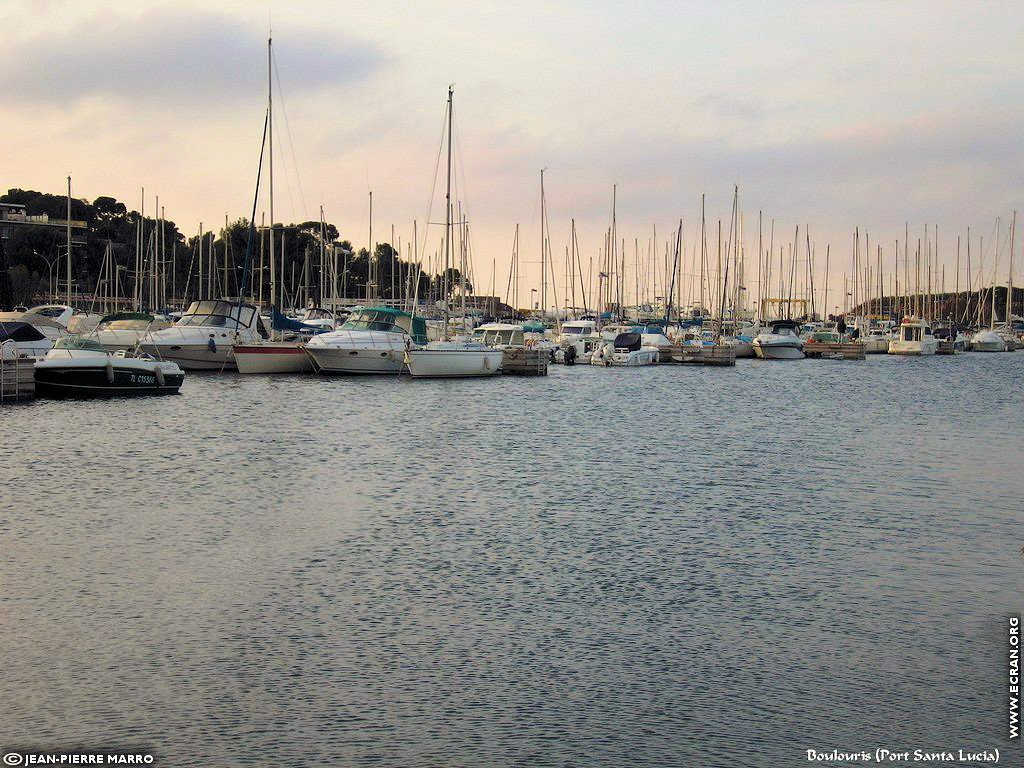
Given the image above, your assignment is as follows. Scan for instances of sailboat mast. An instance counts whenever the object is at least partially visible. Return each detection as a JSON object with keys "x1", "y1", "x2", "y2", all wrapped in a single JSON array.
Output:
[
  {"x1": 1006, "y1": 210, "x2": 1016, "y2": 325},
  {"x1": 443, "y1": 85, "x2": 453, "y2": 339},
  {"x1": 66, "y1": 175, "x2": 72, "y2": 306},
  {"x1": 268, "y1": 36, "x2": 276, "y2": 309}
]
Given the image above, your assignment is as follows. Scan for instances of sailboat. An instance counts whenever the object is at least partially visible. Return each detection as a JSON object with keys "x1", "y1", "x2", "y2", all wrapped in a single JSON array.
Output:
[
  {"x1": 232, "y1": 35, "x2": 316, "y2": 374},
  {"x1": 405, "y1": 87, "x2": 502, "y2": 379},
  {"x1": 972, "y1": 211, "x2": 1017, "y2": 352}
]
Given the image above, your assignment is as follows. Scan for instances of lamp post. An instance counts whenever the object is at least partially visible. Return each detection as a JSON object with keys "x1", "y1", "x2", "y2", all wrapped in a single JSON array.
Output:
[
  {"x1": 33, "y1": 249, "x2": 59, "y2": 303},
  {"x1": 530, "y1": 288, "x2": 537, "y2": 313}
]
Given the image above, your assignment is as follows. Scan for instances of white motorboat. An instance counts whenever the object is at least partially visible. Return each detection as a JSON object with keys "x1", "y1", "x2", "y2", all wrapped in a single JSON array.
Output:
[
  {"x1": 862, "y1": 327, "x2": 891, "y2": 354},
  {"x1": 0, "y1": 321, "x2": 53, "y2": 359},
  {"x1": 34, "y1": 337, "x2": 184, "y2": 398},
  {"x1": 556, "y1": 319, "x2": 603, "y2": 364},
  {"x1": 591, "y1": 332, "x2": 659, "y2": 366},
  {"x1": 138, "y1": 300, "x2": 268, "y2": 370},
  {"x1": 304, "y1": 307, "x2": 427, "y2": 374},
  {"x1": 970, "y1": 329, "x2": 1007, "y2": 352},
  {"x1": 91, "y1": 312, "x2": 170, "y2": 353},
  {"x1": 753, "y1": 319, "x2": 805, "y2": 359},
  {"x1": 888, "y1": 317, "x2": 939, "y2": 356},
  {"x1": 405, "y1": 340, "x2": 503, "y2": 378}
]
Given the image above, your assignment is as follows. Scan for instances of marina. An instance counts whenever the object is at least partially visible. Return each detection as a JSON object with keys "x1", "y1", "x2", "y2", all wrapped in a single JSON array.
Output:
[{"x1": 2, "y1": 2, "x2": 1022, "y2": 765}]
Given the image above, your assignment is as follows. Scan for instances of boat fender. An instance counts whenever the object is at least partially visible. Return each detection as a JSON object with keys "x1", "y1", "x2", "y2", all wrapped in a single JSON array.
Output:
[
  {"x1": 105, "y1": 359, "x2": 115, "y2": 383},
  {"x1": 484, "y1": 356, "x2": 492, "y2": 370},
  {"x1": 208, "y1": 336, "x2": 217, "y2": 353},
  {"x1": 155, "y1": 366, "x2": 165, "y2": 387}
]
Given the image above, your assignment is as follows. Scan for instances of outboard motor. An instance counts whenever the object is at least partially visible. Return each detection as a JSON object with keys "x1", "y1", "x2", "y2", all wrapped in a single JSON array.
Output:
[{"x1": 564, "y1": 344, "x2": 577, "y2": 365}]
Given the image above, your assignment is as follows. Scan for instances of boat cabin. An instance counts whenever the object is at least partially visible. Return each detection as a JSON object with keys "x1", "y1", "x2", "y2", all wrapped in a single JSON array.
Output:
[
  {"x1": 341, "y1": 307, "x2": 428, "y2": 344},
  {"x1": 176, "y1": 301, "x2": 269, "y2": 337},
  {"x1": 898, "y1": 319, "x2": 933, "y2": 342},
  {"x1": 768, "y1": 319, "x2": 801, "y2": 337},
  {"x1": 471, "y1": 323, "x2": 525, "y2": 347},
  {"x1": 560, "y1": 320, "x2": 598, "y2": 336}
]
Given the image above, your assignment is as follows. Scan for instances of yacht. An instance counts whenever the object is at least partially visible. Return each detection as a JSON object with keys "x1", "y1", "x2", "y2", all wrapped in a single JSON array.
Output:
[
  {"x1": 138, "y1": 300, "x2": 268, "y2": 370},
  {"x1": 752, "y1": 319, "x2": 805, "y2": 359},
  {"x1": 304, "y1": 307, "x2": 427, "y2": 374},
  {"x1": 888, "y1": 317, "x2": 939, "y2": 356},
  {"x1": 591, "y1": 332, "x2": 659, "y2": 366},
  {"x1": 91, "y1": 312, "x2": 170, "y2": 353},
  {"x1": 34, "y1": 336, "x2": 184, "y2": 397}
]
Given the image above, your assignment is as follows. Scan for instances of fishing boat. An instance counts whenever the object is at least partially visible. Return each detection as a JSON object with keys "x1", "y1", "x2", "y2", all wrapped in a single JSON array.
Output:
[
  {"x1": 34, "y1": 337, "x2": 184, "y2": 398},
  {"x1": 91, "y1": 312, "x2": 170, "y2": 352},
  {"x1": 591, "y1": 332, "x2": 659, "y2": 366},
  {"x1": 138, "y1": 300, "x2": 268, "y2": 370},
  {"x1": 752, "y1": 319, "x2": 805, "y2": 359},
  {"x1": 888, "y1": 317, "x2": 939, "y2": 356},
  {"x1": 305, "y1": 307, "x2": 427, "y2": 374}
]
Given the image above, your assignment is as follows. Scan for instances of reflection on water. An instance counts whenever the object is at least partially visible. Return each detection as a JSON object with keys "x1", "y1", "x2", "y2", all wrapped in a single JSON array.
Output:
[{"x1": 2, "y1": 354, "x2": 1021, "y2": 765}]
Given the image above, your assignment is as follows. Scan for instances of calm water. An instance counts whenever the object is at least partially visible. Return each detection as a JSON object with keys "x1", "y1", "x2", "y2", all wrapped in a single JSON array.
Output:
[{"x1": 2, "y1": 354, "x2": 1021, "y2": 767}]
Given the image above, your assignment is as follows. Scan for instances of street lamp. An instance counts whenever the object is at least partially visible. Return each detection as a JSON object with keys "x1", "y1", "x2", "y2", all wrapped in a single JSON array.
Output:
[
  {"x1": 32, "y1": 249, "x2": 58, "y2": 303},
  {"x1": 530, "y1": 288, "x2": 537, "y2": 312}
]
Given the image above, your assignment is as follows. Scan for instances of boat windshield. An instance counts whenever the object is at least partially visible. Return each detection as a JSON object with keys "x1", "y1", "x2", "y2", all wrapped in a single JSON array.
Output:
[
  {"x1": 54, "y1": 337, "x2": 105, "y2": 352},
  {"x1": 562, "y1": 326, "x2": 587, "y2": 335},
  {"x1": 177, "y1": 301, "x2": 256, "y2": 330},
  {"x1": 342, "y1": 310, "x2": 404, "y2": 333},
  {"x1": 474, "y1": 329, "x2": 523, "y2": 346}
]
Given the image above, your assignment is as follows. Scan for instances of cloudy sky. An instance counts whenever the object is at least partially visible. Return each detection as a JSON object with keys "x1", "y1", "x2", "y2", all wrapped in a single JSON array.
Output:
[{"x1": 2, "y1": 0, "x2": 1021, "y2": 308}]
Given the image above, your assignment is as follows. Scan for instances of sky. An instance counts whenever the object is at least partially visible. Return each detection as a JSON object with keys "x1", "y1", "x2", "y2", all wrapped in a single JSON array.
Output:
[{"x1": 2, "y1": 0, "x2": 1022, "y2": 311}]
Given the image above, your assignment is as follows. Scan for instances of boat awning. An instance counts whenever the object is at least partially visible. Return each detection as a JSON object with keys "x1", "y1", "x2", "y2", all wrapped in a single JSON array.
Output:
[{"x1": 271, "y1": 307, "x2": 324, "y2": 333}]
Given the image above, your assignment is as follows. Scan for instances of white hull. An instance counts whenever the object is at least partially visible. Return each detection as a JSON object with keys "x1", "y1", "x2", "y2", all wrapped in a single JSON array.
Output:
[
  {"x1": 138, "y1": 342, "x2": 237, "y2": 370},
  {"x1": 234, "y1": 343, "x2": 313, "y2": 374},
  {"x1": 863, "y1": 337, "x2": 890, "y2": 354},
  {"x1": 887, "y1": 341, "x2": 938, "y2": 356},
  {"x1": 406, "y1": 348, "x2": 502, "y2": 378},
  {"x1": 591, "y1": 349, "x2": 659, "y2": 366},
  {"x1": 971, "y1": 331, "x2": 1006, "y2": 352},
  {"x1": 971, "y1": 341, "x2": 1006, "y2": 352},
  {"x1": 305, "y1": 346, "x2": 405, "y2": 374},
  {"x1": 753, "y1": 342, "x2": 804, "y2": 360}
]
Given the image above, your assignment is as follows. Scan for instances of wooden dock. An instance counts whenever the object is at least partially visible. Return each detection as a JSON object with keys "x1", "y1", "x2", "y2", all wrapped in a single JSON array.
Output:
[
  {"x1": 804, "y1": 342, "x2": 866, "y2": 360},
  {"x1": 0, "y1": 356, "x2": 36, "y2": 402},
  {"x1": 501, "y1": 347, "x2": 549, "y2": 375}
]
